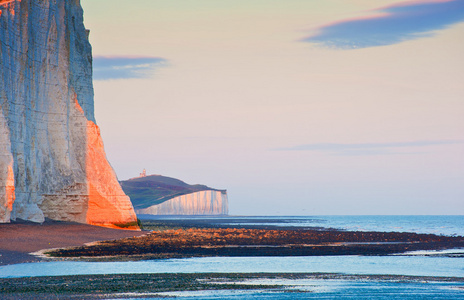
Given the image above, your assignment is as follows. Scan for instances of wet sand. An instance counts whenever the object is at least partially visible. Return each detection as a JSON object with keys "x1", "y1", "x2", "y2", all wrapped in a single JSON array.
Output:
[{"x1": 0, "y1": 220, "x2": 145, "y2": 266}]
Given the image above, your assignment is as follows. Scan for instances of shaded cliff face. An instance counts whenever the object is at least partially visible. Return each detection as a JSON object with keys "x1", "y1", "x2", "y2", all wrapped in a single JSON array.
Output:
[
  {"x1": 0, "y1": 0, "x2": 137, "y2": 227},
  {"x1": 136, "y1": 190, "x2": 229, "y2": 216}
]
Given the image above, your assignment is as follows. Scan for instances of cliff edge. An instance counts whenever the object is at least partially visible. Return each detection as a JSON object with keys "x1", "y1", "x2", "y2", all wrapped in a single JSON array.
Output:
[
  {"x1": 121, "y1": 175, "x2": 228, "y2": 215},
  {"x1": 0, "y1": 0, "x2": 138, "y2": 227}
]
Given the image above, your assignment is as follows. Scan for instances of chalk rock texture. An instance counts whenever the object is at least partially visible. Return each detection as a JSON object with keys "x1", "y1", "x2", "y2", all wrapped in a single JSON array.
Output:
[
  {"x1": 136, "y1": 190, "x2": 229, "y2": 215},
  {"x1": 120, "y1": 174, "x2": 229, "y2": 215},
  {"x1": 0, "y1": 0, "x2": 138, "y2": 227}
]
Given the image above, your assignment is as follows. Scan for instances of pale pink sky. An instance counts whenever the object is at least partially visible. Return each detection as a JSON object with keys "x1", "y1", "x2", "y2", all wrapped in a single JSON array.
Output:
[{"x1": 81, "y1": 0, "x2": 464, "y2": 215}]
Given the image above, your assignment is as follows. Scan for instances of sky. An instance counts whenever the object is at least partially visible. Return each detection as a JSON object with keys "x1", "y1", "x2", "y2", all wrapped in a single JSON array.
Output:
[{"x1": 80, "y1": 0, "x2": 464, "y2": 215}]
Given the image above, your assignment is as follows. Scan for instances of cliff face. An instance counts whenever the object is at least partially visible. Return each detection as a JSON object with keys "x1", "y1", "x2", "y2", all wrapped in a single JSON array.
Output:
[
  {"x1": 120, "y1": 174, "x2": 229, "y2": 215},
  {"x1": 0, "y1": 0, "x2": 138, "y2": 227},
  {"x1": 136, "y1": 190, "x2": 229, "y2": 215}
]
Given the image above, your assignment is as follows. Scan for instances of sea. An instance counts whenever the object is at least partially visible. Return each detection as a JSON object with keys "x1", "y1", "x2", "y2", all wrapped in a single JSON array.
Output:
[
  {"x1": 1, "y1": 215, "x2": 464, "y2": 299},
  {"x1": 147, "y1": 215, "x2": 464, "y2": 236}
]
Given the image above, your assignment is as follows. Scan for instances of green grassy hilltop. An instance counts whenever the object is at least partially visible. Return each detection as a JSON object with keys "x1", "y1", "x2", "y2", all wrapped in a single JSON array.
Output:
[{"x1": 120, "y1": 175, "x2": 224, "y2": 210}]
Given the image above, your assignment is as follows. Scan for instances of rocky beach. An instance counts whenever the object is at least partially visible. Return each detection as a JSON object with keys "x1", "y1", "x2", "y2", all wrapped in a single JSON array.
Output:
[
  {"x1": 45, "y1": 222, "x2": 464, "y2": 260},
  {"x1": 1, "y1": 217, "x2": 464, "y2": 299},
  {"x1": 2, "y1": 218, "x2": 464, "y2": 265},
  {"x1": 2, "y1": 272, "x2": 464, "y2": 300}
]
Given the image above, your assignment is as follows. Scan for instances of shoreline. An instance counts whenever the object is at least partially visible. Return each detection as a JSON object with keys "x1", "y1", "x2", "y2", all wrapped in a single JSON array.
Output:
[
  {"x1": 2, "y1": 218, "x2": 464, "y2": 266},
  {"x1": 0, "y1": 220, "x2": 146, "y2": 266},
  {"x1": 44, "y1": 220, "x2": 464, "y2": 261},
  {"x1": 2, "y1": 217, "x2": 464, "y2": 298}
]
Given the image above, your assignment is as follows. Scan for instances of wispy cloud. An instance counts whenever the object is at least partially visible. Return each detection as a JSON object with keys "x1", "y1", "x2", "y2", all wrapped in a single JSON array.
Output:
[
  {"x1": 93, "y1": 56, "x2": 167, "y2": 80},
  {"x1": 276, "y1": 140, "x2": 464, "y2": 156},
  {"x1": 303, "y1": 0, "x2": 464, "y2": 49}
]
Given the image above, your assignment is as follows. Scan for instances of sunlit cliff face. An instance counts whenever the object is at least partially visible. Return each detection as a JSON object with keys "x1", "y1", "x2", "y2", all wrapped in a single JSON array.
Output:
[
  {"x1": 0, "y1": 0, "x2": 16, "y2": 16},
  {"x1": 77, "y1": 98, "x2": 138, "y2": 229},
  {"x1": 0, "y1": 0, "x2": 138, "y2": 228},
  {"x1": 85, "y1": 121, "x2": 139, "y2": 228}
]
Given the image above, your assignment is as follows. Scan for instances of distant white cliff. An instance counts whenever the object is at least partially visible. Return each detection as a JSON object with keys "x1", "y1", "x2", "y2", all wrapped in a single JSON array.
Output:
[
  {"x1": 0, "y1": 0, "x2": 137, "y2": 227},
  {"x1": 136, "y1": 190, "x2": 228, "y2": 215}
]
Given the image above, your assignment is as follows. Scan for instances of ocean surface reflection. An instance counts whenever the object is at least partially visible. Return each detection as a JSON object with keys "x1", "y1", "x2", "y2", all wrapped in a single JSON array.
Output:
[
  {"x1": 155, "y1": 215, "x2": 464, "y2": 236},
  {"x1": 115, "y1": 280, "x2": 464, "y2": 300},
  {"x1": 1, "y1": 255, "x2": 463, "y2": 278}
]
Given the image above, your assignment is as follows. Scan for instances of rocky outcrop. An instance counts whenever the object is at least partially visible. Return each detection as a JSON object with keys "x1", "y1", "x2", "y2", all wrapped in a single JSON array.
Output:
[
  {"x1": 136, "y1": 190, "x2": 228, "y2": 215},
  {"x1": 0, "y1": 0, "x2": 138, "y2": 227}
]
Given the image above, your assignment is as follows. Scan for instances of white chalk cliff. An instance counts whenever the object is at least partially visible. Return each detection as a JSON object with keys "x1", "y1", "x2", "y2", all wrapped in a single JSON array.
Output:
[
  {"x1": 136, "y1": 190, "x2": 229, "y2": 215},
  {"x1": 0, "y1": 0, "x2": 138, "y2": 227}
]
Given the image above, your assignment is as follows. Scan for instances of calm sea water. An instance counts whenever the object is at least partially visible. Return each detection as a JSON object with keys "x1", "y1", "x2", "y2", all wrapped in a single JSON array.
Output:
[
  {"x1": 116, "y1": 280, "x2": 464, "y2": 300},
  {"x1": 113, "y1": 280, "x2": 464, "y2": 300},
  {"x1": 156, "y1": 215, "x2": 464, "y2": 236},
  {"x1": 2, "y1": 255, "x2": 464, "y2": 278},
  {"x1": 2, "y1": 216, "x2": 464, "y2": 299}
]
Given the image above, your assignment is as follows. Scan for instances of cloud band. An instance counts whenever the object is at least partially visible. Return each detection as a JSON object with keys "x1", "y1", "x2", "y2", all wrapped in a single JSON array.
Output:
[
  {"x1": 93, "y1": 56, "x2": 167, "y2": 80},
  {"x1": 303, "y1": 0, "x2": 464, "y2": 49}
]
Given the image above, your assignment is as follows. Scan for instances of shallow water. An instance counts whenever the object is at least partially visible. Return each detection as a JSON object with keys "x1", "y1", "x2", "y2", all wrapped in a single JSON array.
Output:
[
  {"x1": 1, "y1": 254, "x2": 464, "y2": 278},
  {"x1": 2, "y1": 216, "x2": 464, "y2": 299},
  {"x1": 146, "y1": 215, "x2": 464, "y2": 236},
  {"x1": 116, "y1": 279, "x2": 464, "y2": 300},
  {"x1": 304, "y1": 215, "x2": 464, "y2": 236}
]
